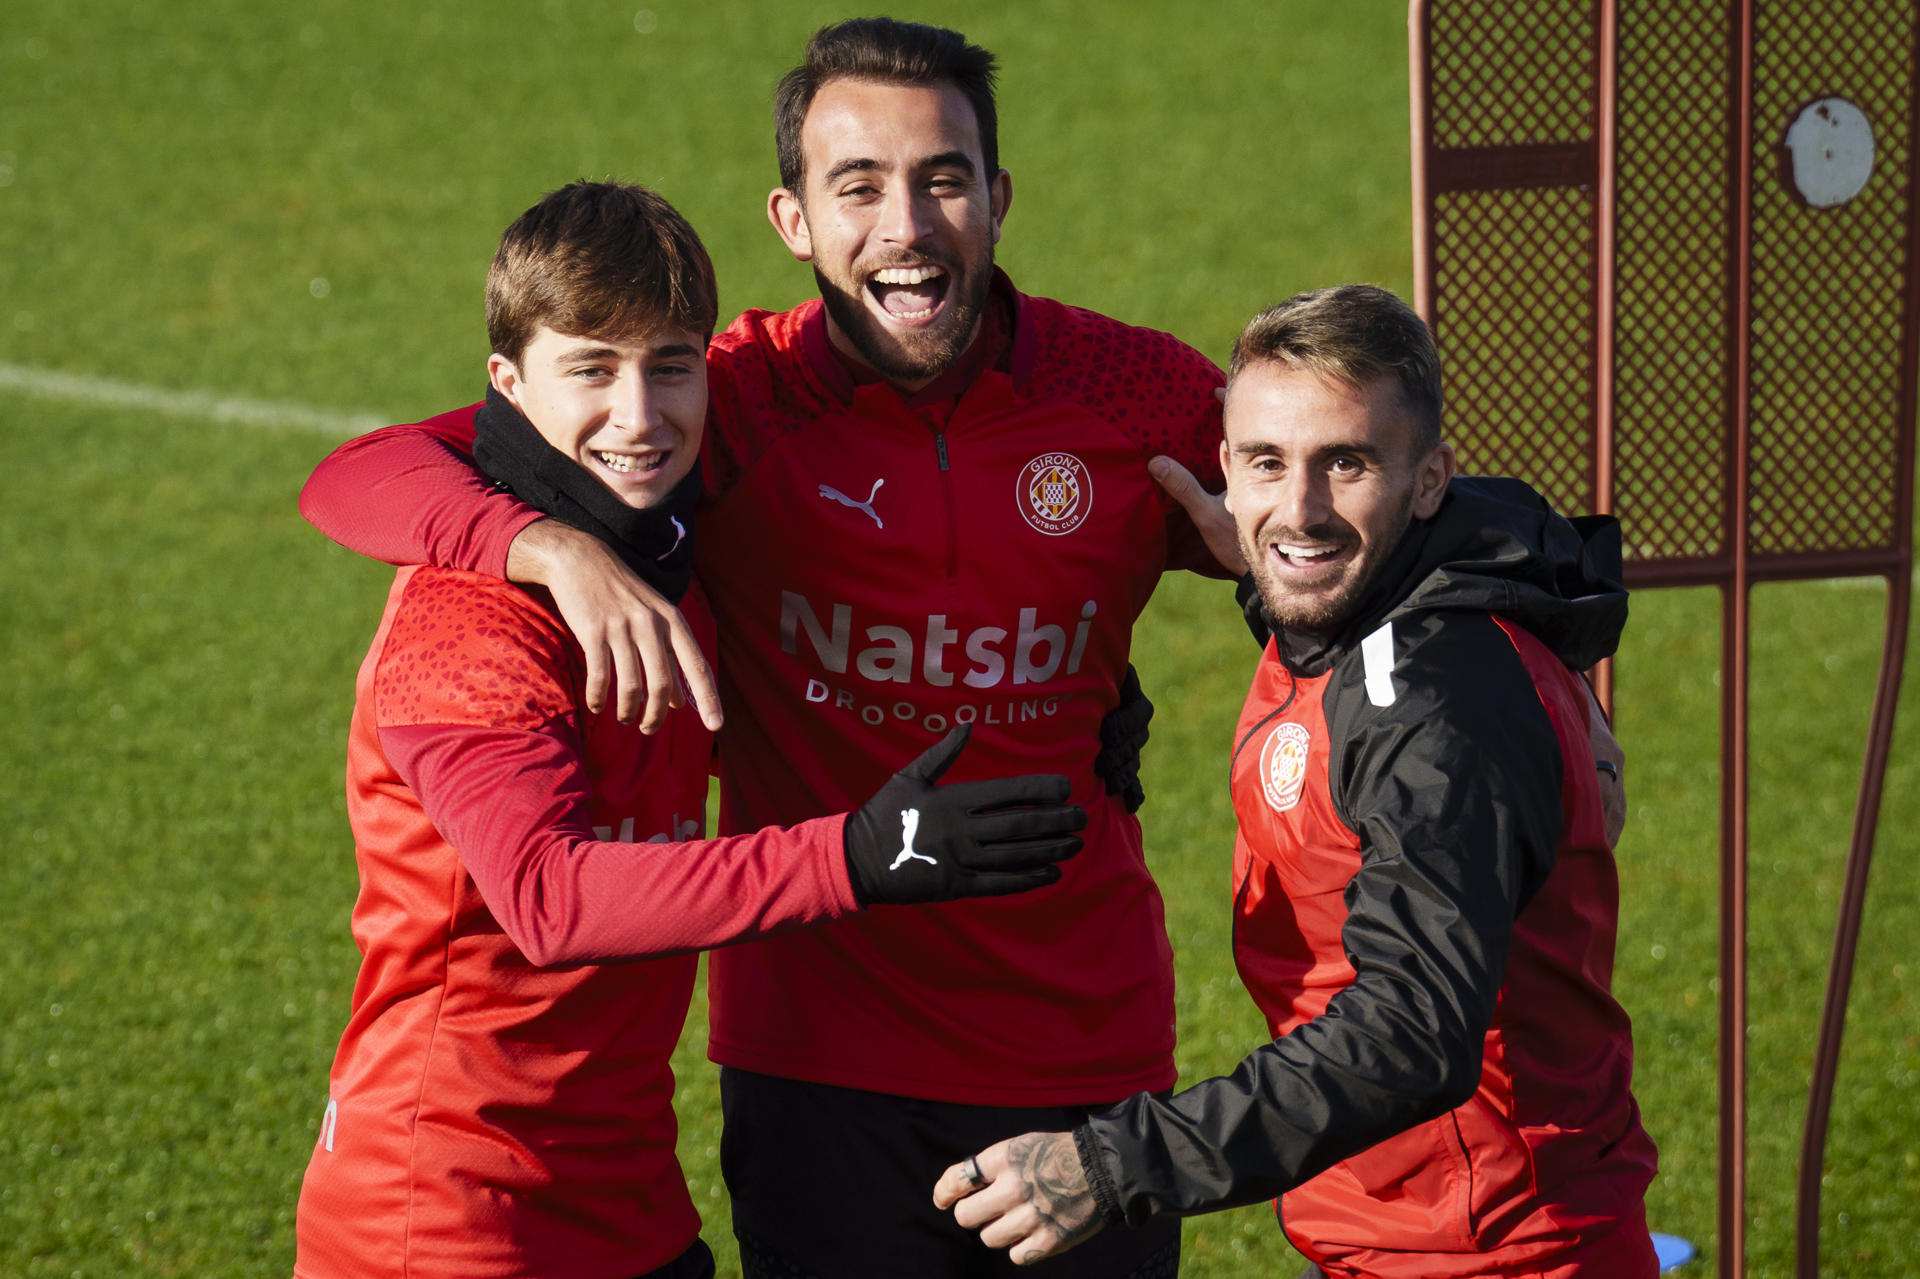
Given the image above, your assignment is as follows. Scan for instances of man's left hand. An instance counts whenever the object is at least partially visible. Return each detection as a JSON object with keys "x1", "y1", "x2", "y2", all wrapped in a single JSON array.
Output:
[
  {"x1": 1150, "y1": 453, "x2": 1247, "y2": 575},
  {"x1": 934, "y1": 1131, "x2": 1106, "y2": 1265}
]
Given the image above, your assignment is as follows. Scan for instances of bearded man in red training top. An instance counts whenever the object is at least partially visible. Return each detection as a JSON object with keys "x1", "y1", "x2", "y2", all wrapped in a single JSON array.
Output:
[
  {"x1": 938, "y1": 287, "x2": 1657, "y2": 1278},
  {"x1": 298, "y1": 18, "x2": 1232, "y2": 1278},
  {"x1": 292, "y1": 179, "x2": 1086, "y2": 1279}
]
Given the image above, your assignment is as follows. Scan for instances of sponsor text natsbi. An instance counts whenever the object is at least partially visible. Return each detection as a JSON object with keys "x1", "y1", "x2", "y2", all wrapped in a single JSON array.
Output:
[{"x1": 780, "y1": 591, "x2": 1098, "y2": 731}]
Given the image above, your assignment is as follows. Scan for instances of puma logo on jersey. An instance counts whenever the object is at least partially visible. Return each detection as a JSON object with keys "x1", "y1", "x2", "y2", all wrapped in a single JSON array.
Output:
[
  {"x1": 820, "y1": 477, "x2": 886, "y2": 529},
  {"x1": 888, "y1": 808, "x2": 936, "y2": 870}
]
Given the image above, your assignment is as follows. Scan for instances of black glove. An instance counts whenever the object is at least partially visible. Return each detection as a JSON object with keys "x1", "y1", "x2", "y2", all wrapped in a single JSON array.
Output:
[
  {"x1": 844, "y1": 725, "x2": 1086, "y2": 906},
  {"x1": 1093, "y1": 664, "x2": 1153, "y2": 814}
]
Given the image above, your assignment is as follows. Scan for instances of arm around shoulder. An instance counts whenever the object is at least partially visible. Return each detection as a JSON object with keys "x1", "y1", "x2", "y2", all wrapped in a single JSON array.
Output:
[{"x1": 298, "y1": 408, "x2": 541, "y2": 577}]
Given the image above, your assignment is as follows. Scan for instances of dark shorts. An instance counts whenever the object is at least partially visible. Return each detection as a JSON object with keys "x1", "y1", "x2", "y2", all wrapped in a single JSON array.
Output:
[
  {"x1": 721, "y1": 1068, "x2": 1181, "y2": 1278},
  {"x1": 638, "y1": 1237, "x2": 716, "y2": 1279}
]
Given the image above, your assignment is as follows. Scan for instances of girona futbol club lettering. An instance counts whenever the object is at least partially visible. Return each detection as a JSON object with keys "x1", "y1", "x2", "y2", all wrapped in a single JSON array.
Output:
[
  {"x1": 780, "y1": 591, "x2": 1097, "y2": 732},
  {"x1": 1018, "y1": 452, "x2": 1092, "y2": 535},
  {"x1": 1260, "y1": 722, "x2": 1312, "y2": 813}
]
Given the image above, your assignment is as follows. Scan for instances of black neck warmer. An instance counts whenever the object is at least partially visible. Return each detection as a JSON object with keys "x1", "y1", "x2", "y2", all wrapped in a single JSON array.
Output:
[{"x1": 472, "y1": 385, "x2": 699, "y2": 603}]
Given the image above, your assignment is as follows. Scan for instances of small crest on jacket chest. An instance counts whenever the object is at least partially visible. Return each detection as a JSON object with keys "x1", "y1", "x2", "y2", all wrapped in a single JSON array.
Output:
[
  {"x1": 1259, "y1": 721, "x2": 1312, "y2": 814},
  {"x1": 1017, "y1": 452, "x2": 1092, "y2": 535}
]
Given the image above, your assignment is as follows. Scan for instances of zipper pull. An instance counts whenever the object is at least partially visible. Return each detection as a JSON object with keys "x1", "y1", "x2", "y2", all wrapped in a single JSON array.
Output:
[{"x1": 934, "y1": 432, "x2": 950, "y2": 471}]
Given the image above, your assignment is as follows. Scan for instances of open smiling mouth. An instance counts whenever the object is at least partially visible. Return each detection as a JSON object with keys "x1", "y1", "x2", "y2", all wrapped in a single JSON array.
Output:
[
  {"x1": 866, "y1": 265, "x2": 951, "y2": 325},
  {"x1": 593, "y1": 449, "x2": 671, "y2": 477},
  {"x1": 1267, "y1": 540, "x2": 1353, "y2": 577}
]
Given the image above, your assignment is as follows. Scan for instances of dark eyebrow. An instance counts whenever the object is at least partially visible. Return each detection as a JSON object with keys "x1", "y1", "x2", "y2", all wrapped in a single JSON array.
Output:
[
  {"x1": 556, "y1": 345, "x2": 620, "y2": 364},
  {"x1": 1231, "y1": 440, "x2": 1387, "y2": 462},
  {"x1": 823, "y1": 151, "x2": 978, "y2": 187},
  {"x1": 652, "y1": 343, "x2": 702, "y2": 359},
  {"x1": 918, "y1": 150, "x2": 977, "y2": 177},
  {"x1": 823, "y1": 157, "x2": 882, "y2": 185}
]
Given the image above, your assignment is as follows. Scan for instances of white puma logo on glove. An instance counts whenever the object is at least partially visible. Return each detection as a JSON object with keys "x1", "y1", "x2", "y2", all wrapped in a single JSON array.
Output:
[{"x1": 888, "y1": 807, "x2": 937, "y2": 870}]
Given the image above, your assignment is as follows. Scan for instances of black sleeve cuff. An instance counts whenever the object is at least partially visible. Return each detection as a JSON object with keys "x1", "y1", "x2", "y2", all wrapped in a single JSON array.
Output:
[{"x1": 1072, "y1": 1122, "x2": 1127, "y2": 1226}]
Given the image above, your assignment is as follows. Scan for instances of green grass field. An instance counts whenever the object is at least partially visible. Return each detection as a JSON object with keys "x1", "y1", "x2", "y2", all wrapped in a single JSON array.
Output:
[{"x1": 3, "y1": 2, "x2": 1916, "y2": 1275}]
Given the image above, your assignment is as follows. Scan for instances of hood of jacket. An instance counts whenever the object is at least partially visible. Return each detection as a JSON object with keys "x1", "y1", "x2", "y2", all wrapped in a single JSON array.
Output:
[{"x1": 1267, "y1": 475, "x2": 1627, "y2": 676}]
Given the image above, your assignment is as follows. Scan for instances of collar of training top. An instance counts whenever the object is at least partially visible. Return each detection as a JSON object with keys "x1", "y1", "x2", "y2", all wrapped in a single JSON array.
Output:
[{"x1": 1266, "y1": 475, "x2": 1629, "y2": 678}]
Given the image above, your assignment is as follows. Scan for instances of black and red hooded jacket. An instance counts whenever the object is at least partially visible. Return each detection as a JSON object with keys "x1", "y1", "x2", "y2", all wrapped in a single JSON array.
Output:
[{"x1": 1076, "y1": 477, "x2": 1660, "y2": 1278}]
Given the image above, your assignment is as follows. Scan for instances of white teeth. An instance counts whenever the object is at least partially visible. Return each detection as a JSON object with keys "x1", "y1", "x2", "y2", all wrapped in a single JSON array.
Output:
[
  {"x1": 890, "y1": 306, "x2": 936, "y2": 320},
  {"x1": 1277, "y1": 544, "x2": 1339, "y2": 562},
  {"x1": 596, "y1": 450, "x2": 662, "y2": 475},
  {"x1": 872, "y1": 266, "x2": 944, "y2": 285}
]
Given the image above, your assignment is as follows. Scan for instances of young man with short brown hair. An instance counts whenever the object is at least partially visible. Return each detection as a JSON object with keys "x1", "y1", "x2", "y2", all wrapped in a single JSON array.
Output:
[{"x1": 292, "y1": 179, "x2": 1084, "y2": 1279}]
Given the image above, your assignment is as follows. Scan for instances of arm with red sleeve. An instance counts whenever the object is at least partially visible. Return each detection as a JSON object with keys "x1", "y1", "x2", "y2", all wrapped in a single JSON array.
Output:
[
  {"x1": 298, "y1": 405, "x2": 535, "y2": 577},
  {"x1": 304, "y1": 407, "x2": 722, "y2": 729},
  {"x1": 383, "y1": 721, "x2": 855, "y2": 965},
  {"x1": 374, "y1": 573, "x2": 855, "y2": 967}
]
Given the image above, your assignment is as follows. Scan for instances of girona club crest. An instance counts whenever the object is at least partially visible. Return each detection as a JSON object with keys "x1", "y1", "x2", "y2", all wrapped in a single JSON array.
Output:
[
  {"x1": 1259, "y1": 722, "x2": 1312, "y2": 814},
  {"x1": 1018, "y1": 452, "x2": 1093, "y2": 535}
]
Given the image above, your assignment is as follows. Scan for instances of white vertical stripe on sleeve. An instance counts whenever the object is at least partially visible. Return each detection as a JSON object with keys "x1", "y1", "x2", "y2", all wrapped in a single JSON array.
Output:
[{"x1": 1361, "y1": 622, "x2": 1397, "y2": 707}]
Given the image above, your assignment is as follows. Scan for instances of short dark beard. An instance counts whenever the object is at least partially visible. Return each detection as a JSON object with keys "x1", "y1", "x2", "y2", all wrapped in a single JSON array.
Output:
[
  {"x1": 814, "y1": 258, "x2": 993, "y2": 386},
  {"x1": 1249, "y1": 498, "x2": 1416, "y2": 636}
]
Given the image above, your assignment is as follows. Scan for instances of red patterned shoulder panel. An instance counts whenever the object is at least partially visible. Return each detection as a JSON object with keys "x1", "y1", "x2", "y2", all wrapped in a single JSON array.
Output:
[
  {"x1": 373, "y1": 569, "x2": 579, "y2": 731},
  {"x1": 1019, "y1": 295, "x2": 1225, "y2": 478},
  {"x1": 705, "y1": 304, "x2": 834, "y2": 499}
]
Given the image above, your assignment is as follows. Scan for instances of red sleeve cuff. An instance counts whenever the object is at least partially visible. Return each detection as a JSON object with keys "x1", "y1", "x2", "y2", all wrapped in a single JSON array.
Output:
[{"x1": 487, "y1": 508, "x2": 548, "y2": 581}]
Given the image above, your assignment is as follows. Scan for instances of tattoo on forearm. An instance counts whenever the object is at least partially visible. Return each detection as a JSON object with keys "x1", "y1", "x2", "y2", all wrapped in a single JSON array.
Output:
[{"x1": 1006, "y1": 1133, "x2": 1103, "y2": 1248}]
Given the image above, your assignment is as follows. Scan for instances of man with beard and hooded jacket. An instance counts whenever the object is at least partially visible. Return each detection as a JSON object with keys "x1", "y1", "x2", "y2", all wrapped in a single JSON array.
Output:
[{"x1": 938, "y1": 286, "x2": 1659, "y2": 1278}]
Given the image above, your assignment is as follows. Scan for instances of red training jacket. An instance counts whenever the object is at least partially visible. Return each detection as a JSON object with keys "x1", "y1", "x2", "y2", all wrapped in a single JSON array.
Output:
[{"x1": 294, "y1": 568, "x2": 854, "y2": 1279}]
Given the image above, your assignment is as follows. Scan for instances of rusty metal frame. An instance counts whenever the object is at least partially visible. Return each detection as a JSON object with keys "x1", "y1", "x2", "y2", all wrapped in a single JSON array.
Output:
[
  {"x1": 1720, "y1": 7, "x2": 1755, "y2": 1273},
  {"x1": 1794, "y1": 6, "x2": 1920, "y2": 1264},
  {"x1": 1408, "y1": 2, "x2": 1920, "y2": 1275}
]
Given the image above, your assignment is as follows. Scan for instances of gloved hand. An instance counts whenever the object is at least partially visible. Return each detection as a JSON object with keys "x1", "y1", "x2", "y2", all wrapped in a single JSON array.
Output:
[
  {"x1": 844, "y1": 725, "x2": 1087, "y2": 906},
  {"x1": 1093, "y1": 664, "x2": 1153, "y2": 814}
]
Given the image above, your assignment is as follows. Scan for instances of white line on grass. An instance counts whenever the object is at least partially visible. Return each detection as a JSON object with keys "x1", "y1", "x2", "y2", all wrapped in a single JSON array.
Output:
[{"x1": 0, "y1": 361, "x2": 385, "y2": 436}]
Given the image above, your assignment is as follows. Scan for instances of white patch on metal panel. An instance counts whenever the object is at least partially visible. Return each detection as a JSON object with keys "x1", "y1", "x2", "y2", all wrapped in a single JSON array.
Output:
[
  {"x1": 1783, "y1": 97, "x2": 1874, "y2": 209},
  {"x1": 1361, "y1": 622, "x2": 1397, "y2": 707}
]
